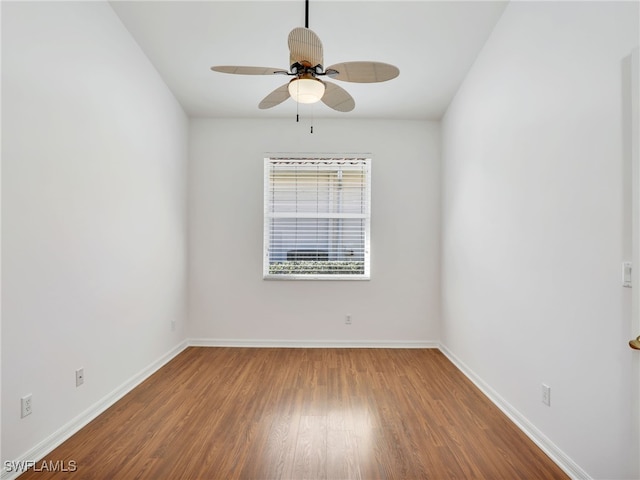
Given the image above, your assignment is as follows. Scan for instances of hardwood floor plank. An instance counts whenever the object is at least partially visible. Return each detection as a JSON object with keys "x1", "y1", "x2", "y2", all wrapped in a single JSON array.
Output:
[
  {"x1": 17, "y1": 348, "x2": 569, "y2": 480},
  {"x1": 291, "y1": 416, "x2": 327, "y2": 480},
  {"x1": 326, "y1": 429, "x2": 361, "y2": 480}
]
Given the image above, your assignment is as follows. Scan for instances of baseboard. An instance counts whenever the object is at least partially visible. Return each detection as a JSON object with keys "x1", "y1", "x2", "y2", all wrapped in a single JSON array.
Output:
[
  {"x1": 188, "y1": 338, "x2": 439, "y2": 349},
  {"x1": 1, "y1": 340, "x2": 189, "y2": 480},
  {"x1": 438, "y1": 344, "x2": 590, "y2": 480}
]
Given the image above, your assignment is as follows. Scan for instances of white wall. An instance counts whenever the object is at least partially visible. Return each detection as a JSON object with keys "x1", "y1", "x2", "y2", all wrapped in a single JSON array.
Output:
[
  {"x1": 189, "y1": 118, "x2": 440, "y2": 345},
  {"x1": 1, "y1": 1, "x2": 188, "y2": 466},
  {"x1": 441, "y1": 1, "x2": 639, "y2": 478}
]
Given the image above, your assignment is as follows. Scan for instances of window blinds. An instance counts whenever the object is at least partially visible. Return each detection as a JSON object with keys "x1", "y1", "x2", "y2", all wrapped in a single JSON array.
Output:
[{"x1": 264, "y1": 157, "x2": 371, "y2": 279}]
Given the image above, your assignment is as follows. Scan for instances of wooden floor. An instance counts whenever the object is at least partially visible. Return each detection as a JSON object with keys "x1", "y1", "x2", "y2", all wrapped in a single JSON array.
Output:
[{"x1": 19, "y1": 347, "x2": 568, "y2": 479}]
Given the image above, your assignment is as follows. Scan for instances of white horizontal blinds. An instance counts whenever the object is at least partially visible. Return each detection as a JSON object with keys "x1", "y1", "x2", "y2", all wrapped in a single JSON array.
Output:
[{"x1": 265, "y1": 157, "x2": 370, "y2": 277}]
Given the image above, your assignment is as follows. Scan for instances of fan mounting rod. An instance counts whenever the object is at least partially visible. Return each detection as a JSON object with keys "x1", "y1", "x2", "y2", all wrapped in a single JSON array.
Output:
[{"x1": 305, "y1": 0, "x2": 309, "y2": 28}]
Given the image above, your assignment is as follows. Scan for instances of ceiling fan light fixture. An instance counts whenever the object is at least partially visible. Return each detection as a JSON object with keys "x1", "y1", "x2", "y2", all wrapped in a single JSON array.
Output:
[{"x1": 288, "y1": 76, "x2": 325, "y2": 104}]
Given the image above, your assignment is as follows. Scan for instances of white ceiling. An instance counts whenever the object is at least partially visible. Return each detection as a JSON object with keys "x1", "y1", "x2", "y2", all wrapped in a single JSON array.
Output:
[{"x1": 110, "y1": 0, "x2": 508, "y2": 120}]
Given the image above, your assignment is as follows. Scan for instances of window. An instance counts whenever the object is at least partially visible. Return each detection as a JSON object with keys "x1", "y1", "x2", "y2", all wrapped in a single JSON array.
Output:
[{"x1": 264, "y1": 156, "x2": 371, "y2": 280}]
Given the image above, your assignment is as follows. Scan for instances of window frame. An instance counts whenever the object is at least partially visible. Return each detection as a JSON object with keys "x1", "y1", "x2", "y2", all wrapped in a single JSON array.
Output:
[{"x1": 263, "y1": 155, "x2": 371, "y2": 281}]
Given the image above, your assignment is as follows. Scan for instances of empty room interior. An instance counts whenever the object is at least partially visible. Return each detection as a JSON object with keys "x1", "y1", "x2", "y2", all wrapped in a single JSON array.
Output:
[{"x1": 2, "y1": 0, "x2": 639, "y2": 479}]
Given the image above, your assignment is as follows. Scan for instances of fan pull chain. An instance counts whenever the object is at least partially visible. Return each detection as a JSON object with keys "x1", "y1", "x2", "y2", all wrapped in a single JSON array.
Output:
[
  {"x1": 296, "y1": 81, "x2": 300, "y2": 122},
  {"x1": 310, "y1": 103, "x2": 314, "y2": 133}
]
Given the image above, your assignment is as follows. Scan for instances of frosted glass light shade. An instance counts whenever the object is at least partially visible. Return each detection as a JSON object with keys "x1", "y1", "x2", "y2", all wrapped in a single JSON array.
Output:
[{"x1": 288, "y1": 77, "x2": 325, "y2": 104}]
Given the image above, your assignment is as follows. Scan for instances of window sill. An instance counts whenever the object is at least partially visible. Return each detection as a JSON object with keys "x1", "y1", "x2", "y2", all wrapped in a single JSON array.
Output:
[{"x1": 263, "y1": 274, "x2": 371, "y2": 281}]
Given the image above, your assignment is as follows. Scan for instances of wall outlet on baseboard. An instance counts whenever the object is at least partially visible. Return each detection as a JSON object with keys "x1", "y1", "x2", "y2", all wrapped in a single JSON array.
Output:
[
  {"x1": 76, "y1": 368, "x2": 85, "y2": 387},
  {"x1": 21, "y1": 394, "x2": 33, "y2": 418},
  {"x1": 171, "y1": 319, "x2": 176, "y2": 331},
  {"x1": 345, "y1": 314, "x2": 352, "y2": 325},
  {"x1": 541, "y1": 384, "x2": 551, "y2": 406}
]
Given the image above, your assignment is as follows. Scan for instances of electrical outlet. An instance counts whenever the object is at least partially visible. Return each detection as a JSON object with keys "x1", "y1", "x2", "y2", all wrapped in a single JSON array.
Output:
[
  {"x1": 21, "y1": 394, "x2": 32, "y2": 418},
  {"x1": 171, "y1": 319, "x2": 176, "y2": 331},
  {"x1": 345, "y1": 314, "x2": 352, "y2": 325},
  {"x1": 76, "y1": 368, "x2": 84, "y2": 387},
  {"x1": 541, "y1": 384, "x2": 551, "y2": 406}
]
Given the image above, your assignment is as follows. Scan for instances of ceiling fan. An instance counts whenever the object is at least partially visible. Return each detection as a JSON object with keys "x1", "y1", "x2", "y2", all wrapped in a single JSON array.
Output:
[{"x1": 210, "y1": 0, "x2": 399, "y2": 113}]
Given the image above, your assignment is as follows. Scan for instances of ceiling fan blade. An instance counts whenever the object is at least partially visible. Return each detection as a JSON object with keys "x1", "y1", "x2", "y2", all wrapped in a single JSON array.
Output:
[
  {"x1": 325, "y1": 61, "x2": 399, "y2": 83},
  {"x1": 211, "y1": 66, "x2": 288, "y2": 75},
  {"x1": 259, "y1": 83, "x2": 291, "y2": 109},
  {"x1": 288, "y1": 27, "x2": 323, "y2": 68},
  {"x1": 321, "y1": 82, "x2": 355, "y2": 112}
]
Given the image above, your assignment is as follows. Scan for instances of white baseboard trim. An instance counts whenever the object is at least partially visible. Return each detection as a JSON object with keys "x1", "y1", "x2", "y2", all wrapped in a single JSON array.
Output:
[
  {"x1": 188, "y1": 338, "x2": 439, "y2": 349},
  {"x1": 1, "y1": 340, "x2": 189, "y2": 480},
  {"x1": 438, "y1": 344, "x2": 590, "y2": 480}
]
